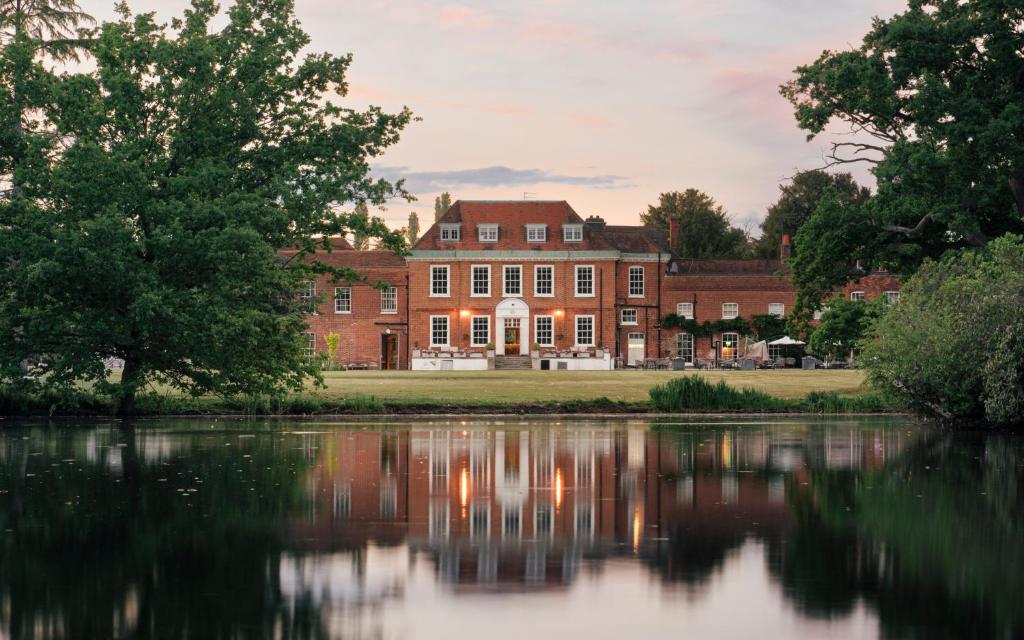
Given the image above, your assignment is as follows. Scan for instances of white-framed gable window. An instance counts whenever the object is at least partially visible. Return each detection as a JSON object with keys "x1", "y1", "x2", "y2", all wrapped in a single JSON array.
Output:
[
  {"x1": 380, "y1": 286, "x2": 398, "y2": 314},
  {"x1": 534, "y1": 315, "x2": 554, "y2": 347},
  {"x1": 850, "y1": 291, "x2": 865, "y2": 301},
  {"x1": 471, "y1": 316, "x2": 490, "y2": 347},
  {"x1": 768, "y1": 303, "x2": 785, "y2": 318},
  {"x1": 621, "y1": 308, "x2": 638, "y2": 325},
  {"x1": 439, "y1": 223, "x2": 461, "y2": 242},
  {"x1": 526, "y1": 224, "x2": 547, "y2": 243},
  {"x1": 563, "y1": 224, "x2": 583, "y2": 242},
  {"x1": 575, "y1": 315, "x2": 595, "y2": 346},
  {"x1": 534, "y1": 265, "x2": 554, "y2": 296},
  {"x1": 503, "y1": 265, "x2": 522, "y2": 296},
  {"x1": 478, "y1": 224, "x2": 498, "y2": 243},
  {"x1": 676, "y1": 302, "x2": 694, "y2": 319},
  {"x1": 575, "y1": 265, "x2": 594, "y2": 297},
  {"x1": 334, "y1": 287, "x2": 351, "y2": 314},
  {"x1": 885, "y1": 290, "x2": 900, "y2": 304},
  {"x1": 722, "y1": 303, "x2": 739, "y2": 319},
  {"x1": 471, "y1": 265, "x2": 491, "y2": 297},
  {"x1": 430, "y1": 265, "x2": 450, "y2": 297},
  {"x1": 430, "y1": 315, "x2": 449, "y2": 347},
  {"x1": 628, "y1": 266, "x2": 644, "y2": 297}
]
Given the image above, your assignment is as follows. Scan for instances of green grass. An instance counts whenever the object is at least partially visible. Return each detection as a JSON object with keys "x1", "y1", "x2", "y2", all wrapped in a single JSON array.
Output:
[
  {"x1": 649, "y1": 376, "x2": 891, "y2": 414},
  {"x1": 4, "y1": 369, "x2": 889, "y2": 416}
]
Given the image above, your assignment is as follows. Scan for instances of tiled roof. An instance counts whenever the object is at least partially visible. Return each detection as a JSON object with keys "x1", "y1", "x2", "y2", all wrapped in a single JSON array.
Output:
[
  {"x1": 279, "y1": 247, "x2": 406, "y2": 269},
  {"x1": 414, "y1": 200, "x2": 599, "y2": 251},
  {"x1": 668, "y1": 259, "x2": 784, "y2": 275},
  {"x1": 595, "y1": 225, "x2": 671, "y2": 253}
]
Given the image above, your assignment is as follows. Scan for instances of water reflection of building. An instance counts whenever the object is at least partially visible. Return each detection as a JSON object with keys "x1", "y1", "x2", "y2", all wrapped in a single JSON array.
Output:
[{"x1": 289, "y1": 422, "x2": 909, "y2": 592}]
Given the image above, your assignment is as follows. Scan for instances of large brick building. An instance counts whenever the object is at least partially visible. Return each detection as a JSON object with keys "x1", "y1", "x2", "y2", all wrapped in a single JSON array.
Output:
[{"x1": 299, "y1": 200, "x2": 898, "y2": 370}]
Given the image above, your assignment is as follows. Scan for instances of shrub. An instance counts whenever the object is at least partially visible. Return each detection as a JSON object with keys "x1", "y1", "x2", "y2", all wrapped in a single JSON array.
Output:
[
  {"x1": 862, "y1": 234, "x2": 1024, "y2": 425},
  {"x1": 649, "y1": 375, "x2": 789, "y2": 412}
]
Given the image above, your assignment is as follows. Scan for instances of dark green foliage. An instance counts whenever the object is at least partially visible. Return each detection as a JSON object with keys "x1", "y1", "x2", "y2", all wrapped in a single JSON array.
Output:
[
  {"x1": 641, "y1": 189, "x2": 750, "y2": 259},
  {"x1": 782, "y1": 0, "x2": 1024, "y2": 317},
  {"x1": 0, "y1": 1, "x2": 412, "y2": 413},
  {"x1": 660, "y1": 314, "x2": 783, "y2": 339},
  {"x1": 649, "y1": 376, "x2": 789, "y2": 412},
  {"x1": 748, "y1": 314, "x2": 788, "y2": 341},
  {"x1": 863, "y1": 234, "x2": 1024, "y2": 425},
  {"x1": 755, "y1": 170, "x2": 870, "y2": 259},
  {"x1": 807, "y1": 297, "x2": 885, "y2": 361}
]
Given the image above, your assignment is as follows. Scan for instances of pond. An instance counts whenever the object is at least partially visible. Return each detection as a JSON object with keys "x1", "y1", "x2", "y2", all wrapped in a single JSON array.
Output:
[{"x1": 0, "y1": 417, "x2": 1021, "y2": 639}]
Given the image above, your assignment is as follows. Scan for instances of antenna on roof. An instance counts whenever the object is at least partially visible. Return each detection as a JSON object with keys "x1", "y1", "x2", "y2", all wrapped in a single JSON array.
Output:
[{"x1": 523, "y1": 191, "x2": 535, "y2": 200}]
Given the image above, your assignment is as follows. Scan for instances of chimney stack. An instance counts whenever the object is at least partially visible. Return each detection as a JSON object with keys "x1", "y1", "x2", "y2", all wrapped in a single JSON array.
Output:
[
  {"x1": 669, "y1": 217, "x2": 680, "y2": 250},
  {"x1": 585, "y1": 215, "x2": 606, "y2": 230},
  {"x1": 780, "y1": 234, "x2": 792, "y2": 260}
]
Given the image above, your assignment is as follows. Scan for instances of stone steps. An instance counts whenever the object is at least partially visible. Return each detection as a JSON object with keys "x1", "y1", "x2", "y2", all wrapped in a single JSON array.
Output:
[{"x1": 494, "y1": 355, "x2": 533, "y2": 370}]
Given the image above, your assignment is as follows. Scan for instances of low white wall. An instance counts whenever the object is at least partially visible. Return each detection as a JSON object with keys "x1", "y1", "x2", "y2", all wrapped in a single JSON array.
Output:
[{"x1": 411, "y1": 357, "x2": 489, "y2": 371}]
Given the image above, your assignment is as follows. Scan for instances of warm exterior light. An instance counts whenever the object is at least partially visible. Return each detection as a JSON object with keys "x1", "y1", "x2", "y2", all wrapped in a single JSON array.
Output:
[
  {"x1": 459, "y1": 309, "x2": 470, "y2": 318},
  {"x1": 554, "y1": 309, "x2": 565, "y2": 317}
]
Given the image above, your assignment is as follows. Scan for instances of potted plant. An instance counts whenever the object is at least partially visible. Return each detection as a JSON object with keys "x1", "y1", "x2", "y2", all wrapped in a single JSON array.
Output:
[
  {"x1": 485, "y1": 342, "x2": 495, "y2": 358},
  {"x1": 412, "y1": 340, "x2": 421, "y2": 358},
  {"x1": 595, "y1": 340, "x2": 605, "y2": 358},
  {"x1": 530, "y1": 342, "x2": 540, "y2": 359}
]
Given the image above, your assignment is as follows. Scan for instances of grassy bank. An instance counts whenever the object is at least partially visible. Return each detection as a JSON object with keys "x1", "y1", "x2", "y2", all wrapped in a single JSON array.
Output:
[{"x1": 1, "y1": 370, "x2": 895, "y2": 417}]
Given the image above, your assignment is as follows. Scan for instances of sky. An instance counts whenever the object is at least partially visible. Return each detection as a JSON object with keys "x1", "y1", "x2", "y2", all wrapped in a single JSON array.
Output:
[{"x1": 77, "y1": 0, "x2": 907, "y2": 233}]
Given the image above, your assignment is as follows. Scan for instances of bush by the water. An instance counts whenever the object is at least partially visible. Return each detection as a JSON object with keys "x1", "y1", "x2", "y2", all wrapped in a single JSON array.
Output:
[
  {"x1": 649, "y1": 376, "x2": 790, "y2": 412},
  {"x1": 862, "y1": 234, "x2": 1024, "y2": 427}
]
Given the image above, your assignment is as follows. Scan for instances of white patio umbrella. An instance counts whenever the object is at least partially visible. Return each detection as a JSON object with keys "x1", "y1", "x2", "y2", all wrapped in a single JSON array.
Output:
[{"x1": 768, "y1": 336, "x2": 806, "y2": 346}]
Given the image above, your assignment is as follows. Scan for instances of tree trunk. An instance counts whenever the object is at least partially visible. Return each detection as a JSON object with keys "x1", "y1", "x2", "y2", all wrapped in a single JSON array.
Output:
[
  {"x1": 117, "y1": 355, "x2": 145, "y2": 416},
  {"x1": 1008, "y1": 174, "x2": 1024, "y2": 218}
]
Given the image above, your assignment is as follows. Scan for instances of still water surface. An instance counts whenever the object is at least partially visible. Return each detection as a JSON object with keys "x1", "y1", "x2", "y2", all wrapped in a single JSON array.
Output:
[{"x1": 0, "y1": 418, "x2": 1021, "y2": 639}]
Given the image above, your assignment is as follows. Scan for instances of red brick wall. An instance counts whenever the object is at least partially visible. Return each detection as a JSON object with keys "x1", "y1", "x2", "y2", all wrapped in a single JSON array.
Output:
[
  {"x1": 408, "y1": 259, "x2": 619, "y2": 355},
  {"x1": 303, "y1": 268, "x2": 408, "y2": 368}
]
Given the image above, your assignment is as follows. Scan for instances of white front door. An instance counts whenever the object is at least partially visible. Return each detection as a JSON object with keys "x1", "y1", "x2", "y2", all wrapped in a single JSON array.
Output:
[
  {"x1": 628, "y1": 333, "x2": 645, "y2": 366},
  {"x1": 494, "y1": 297, "x2": 529, "y2": 356}
]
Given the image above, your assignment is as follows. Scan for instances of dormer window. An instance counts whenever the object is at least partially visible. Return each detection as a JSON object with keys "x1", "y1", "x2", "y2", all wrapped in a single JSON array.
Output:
[
  {"x1": 526, "y1": 224, "x2": 547, "y2": 243},
  {"x1": 440, "y1": 223, "x2": 461, "y2": 242},
  {"x1": 563, "y1": 224, "x2": 583, "y2": 242},
  {"x1": 477, "y1": 224, "x2": 498, "y2": 242}
]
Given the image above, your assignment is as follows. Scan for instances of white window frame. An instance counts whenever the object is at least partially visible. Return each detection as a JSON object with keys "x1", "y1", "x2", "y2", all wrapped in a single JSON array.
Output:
[
  {"x1": 885, "y1": 290, "x2": 900, "y2": 304},
  {"x1": 562, "y1": 224, "x2": 583, "y2": 242},
  {"x1": 477, "y1": 224, "x2": 498, "y2": 243},
  {"x1": 676, "y1": 332, "x2": 694, "y2": 363},
  {"x1": 620, "y1": 308, "x2": 638, "y2": 325},
  {"x1": 722, "y1": 302, "x2": 739, "y2": 319},
  {"x1": 471, "y1": 315, "x2": 490, "y2": 347},
  {"x1": 526, "y1": 224, "x2": 547, "y2": 243},
  {"x1": 439, "y1": 223, "x2": 461, "y2": 242},
  {"x1": 575, "y1": 315, "x2": 595, "y2": 347},
  {"x1": 470, "y1": 264, "x2": 491, "y2": 297},
  {"x1": 575, "y1": 265, "x2": 595, "y2": 297},
  {"x1": 430, "y1": 315, "x2": 450, "y2": 347},
  {"x1": 334, "y1": 286, "x2": 351, "y2": 314},
  {"x1": 430, "y1": 265, "x2": 450, "y2": 297},
  {"x1": 721, "y1": 332, "x2": 739, "y2": 360},
  {"x1": 300, "y1": 280, "x2": 316, "y2": 313},
  {"x1": 534, "y1": 315, "x2": 554, "y2": 347},
  {"x1": 814, "y1": 306, "x2": 829, "y2": 321},
  {"x1": 850, "y1": 291, "x2": 865, "y2": 301},
  {"x1": 303, "y1": 332, "x2": 316, "y2": 359},
  {"x1": 768, "y1": 303, "x2": 785, "y2": 318},
  {"x1": 503, "y1": 265, "x2": 523, "y2": 297},
  {"x1": 676, "y1": 302, "x2": 694, "y2": 319},
  {"x1": 628, "y1": 266, "x2": 644, "y2": 297},
  {"x1": 534, "y1": 265, "x2": 554, "y2": 297},
  {"x1": 380, "y1": 286, "x2": 398, "y2": 314}
]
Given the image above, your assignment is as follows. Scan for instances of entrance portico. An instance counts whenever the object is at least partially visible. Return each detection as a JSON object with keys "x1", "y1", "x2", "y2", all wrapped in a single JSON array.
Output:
[{"x1": 495, "y1": 298, "x2": 530, "y2": 356}]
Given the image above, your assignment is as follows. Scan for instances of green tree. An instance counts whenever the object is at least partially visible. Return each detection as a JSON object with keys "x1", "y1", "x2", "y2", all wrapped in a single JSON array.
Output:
[
  {"x1": 433, "y1": 191, "x2": 451, "y2": 222},
  {"x1": 807, "y1": 296, "x2": 883, "y2": 362},
  {"x1": 406, "y1": 211, "x2": 420, "y2": 246},
  {"x1": 755, "y1": 170, "x2": 870, "y2": 259},
  {"x1": 862, "y1": 234, "x2": 1024, "y2": 425},
  {"x1": 640, "y1": 189, "x2": 749, "y2": 259},
  {"x1": 782, "y1": 0, "x2": 1024, "y2": 320},
  {"x1": 0, "y1": 1, "x2": 412, "y2": 413}
]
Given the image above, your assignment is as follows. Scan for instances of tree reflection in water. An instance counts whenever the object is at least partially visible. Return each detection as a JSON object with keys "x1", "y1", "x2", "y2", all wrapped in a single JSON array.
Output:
[{"x1": 0, "y1": 419, "x2": 1020, "y2": 639}]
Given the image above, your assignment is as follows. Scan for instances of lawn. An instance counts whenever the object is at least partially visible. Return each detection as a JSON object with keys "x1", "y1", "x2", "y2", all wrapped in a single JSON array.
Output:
[{"x1": 309, "y1": 369, "x2": 869, "y2": 404}]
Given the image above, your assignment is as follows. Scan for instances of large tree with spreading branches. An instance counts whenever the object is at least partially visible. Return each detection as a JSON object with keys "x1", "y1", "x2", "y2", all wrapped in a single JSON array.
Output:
[
  {"x1": 0, "y1": 0, "x2": 412, "y2": 412},
  {"x1": 782, "y1": 0, "x2": 1024, "y2": 324}
]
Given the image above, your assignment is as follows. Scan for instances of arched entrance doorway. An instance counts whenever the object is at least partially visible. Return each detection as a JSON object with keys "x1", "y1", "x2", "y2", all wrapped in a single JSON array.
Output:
[{"x1": 495, "y1": 298, "x2": 530, "y2": 356}]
